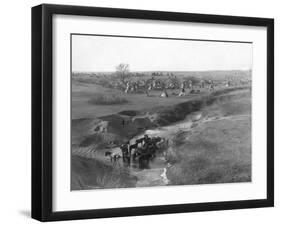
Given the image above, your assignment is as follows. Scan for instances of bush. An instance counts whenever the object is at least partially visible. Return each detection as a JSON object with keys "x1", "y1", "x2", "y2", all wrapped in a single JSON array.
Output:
[{"x1": 88, "y1": 93, "x2": 129, "y2": 105}]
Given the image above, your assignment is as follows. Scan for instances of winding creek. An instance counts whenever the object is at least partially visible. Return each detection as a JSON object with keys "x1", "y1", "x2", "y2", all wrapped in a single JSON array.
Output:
[
  {"x1": 104, "y1": 112, "x2": 202, "y2": 187},
  {"x1": 72, "y1": 112, "x2": 203, "y2": 187},
  {"x1": 72, "y1": 111, "x2": 249, "y2": 188}
]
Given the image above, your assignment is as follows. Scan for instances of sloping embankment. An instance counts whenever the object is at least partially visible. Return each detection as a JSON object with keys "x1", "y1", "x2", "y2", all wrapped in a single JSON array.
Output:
[
  {"x1": 152, "y1": 86, "x2": 250, "y2": 126},
  {"x1": 71, "y1": 155, "x2": 137, "y2": 190},
  {"x1": 165, "y1": 88, "x2": 251, "y2": 185},
  {"x1": 71, "y1": 86, "x2": 251, "y2": 189},
  {"x1": 72, "y1": 86, "x2": 250, "y2": 149}
]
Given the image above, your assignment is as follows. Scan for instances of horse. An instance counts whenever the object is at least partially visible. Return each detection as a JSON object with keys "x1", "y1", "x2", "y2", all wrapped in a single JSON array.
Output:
[
  {"x1": 135, "y1": 138, "x2": 145, "y2": 146},
  {"x1": 105, "y1": 151, "x2": 122, "y2": 163},
  {"x1": 120, "y1": 143, "x2": 131, "y2": 165},
  {"x1": 130, "y1": 143, "x2": 139, "y2": 150}
]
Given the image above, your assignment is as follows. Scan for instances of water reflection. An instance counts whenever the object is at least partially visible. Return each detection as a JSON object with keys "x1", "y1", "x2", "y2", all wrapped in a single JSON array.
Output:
[{"x1": 122, "y1": 156, "x2": 151, "y2": 169}]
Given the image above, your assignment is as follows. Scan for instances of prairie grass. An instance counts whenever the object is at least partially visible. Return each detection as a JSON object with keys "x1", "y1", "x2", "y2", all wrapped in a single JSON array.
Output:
[
  {"x1": 167, "y1": 137, "x2": 251, "y2": 185},
  {"x1": 166, "y1": 92, "x2": 251, "y2": 185},
  {"x1": 88, "y1": 93, "x2": 129, "y2": 105},
  {"x1": 71, "y1": 155, "x2": 137, "y2": 190}
]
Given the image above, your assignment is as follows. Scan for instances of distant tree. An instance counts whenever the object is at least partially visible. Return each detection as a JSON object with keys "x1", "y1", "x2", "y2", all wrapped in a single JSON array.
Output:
[{"x1": 115, "y1": 63, "x2": 130, "y2": 83}]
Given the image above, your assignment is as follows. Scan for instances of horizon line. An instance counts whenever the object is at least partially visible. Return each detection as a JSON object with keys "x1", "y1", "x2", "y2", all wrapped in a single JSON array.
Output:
[{"x1": 72, "y1": 69, "x2": 252, "y2": 74}]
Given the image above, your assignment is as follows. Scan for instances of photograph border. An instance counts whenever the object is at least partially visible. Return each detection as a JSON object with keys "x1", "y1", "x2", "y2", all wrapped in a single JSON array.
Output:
[{"x1": 32, "y1": 4, "x2": 274, "y2": 221}]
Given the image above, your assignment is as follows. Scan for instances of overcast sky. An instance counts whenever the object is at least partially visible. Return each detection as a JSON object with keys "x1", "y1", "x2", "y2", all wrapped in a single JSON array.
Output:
[{"x1": 72, "y1": 35, "x2": 252, "y2": 72}]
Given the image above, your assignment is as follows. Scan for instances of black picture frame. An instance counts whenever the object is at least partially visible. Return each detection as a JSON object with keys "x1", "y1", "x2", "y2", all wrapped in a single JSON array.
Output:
[{"x1": 32, "y1": 4, "x2": 274, "y2": 222}]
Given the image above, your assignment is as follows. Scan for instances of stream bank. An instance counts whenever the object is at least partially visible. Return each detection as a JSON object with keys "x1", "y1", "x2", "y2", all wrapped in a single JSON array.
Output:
[{"x1": 71, "y1": 86, "x2": 251, "y2": 189}]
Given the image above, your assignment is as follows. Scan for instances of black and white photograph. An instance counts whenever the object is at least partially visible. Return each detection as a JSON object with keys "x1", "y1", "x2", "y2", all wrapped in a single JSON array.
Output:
[
  {"x1": 29, "y1": 3, "x2": 274, "y2": 222},
  {"x1": 71, "y1": 34, "x2": 252, "y2": 190}
]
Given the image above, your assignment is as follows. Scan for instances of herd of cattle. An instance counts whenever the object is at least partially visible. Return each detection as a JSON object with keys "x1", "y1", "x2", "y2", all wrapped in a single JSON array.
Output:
[{"x1": 105, "y1": 134, "x2": 167, "y2": 168}]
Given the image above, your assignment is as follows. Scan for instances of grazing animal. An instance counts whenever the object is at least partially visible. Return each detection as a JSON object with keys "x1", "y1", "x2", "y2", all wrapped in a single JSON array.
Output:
[
  {"x1": 151, "y1": 136, "x2": 162, "y2": 144},
  {"x1": 105, "y1": 151, "x2": 112, "y2": 156},
  {"x1": 129, "y1": 143, "x2": 138, "y2": 152},
  {"x1": 136, "y1": 138, "x2": 145, "y2": 145},
  {"x1": 120, "y1": 142, "x2": 130, "y2": 159}
]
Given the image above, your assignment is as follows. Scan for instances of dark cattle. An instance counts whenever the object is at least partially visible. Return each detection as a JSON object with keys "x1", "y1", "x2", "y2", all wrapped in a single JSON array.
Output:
[
  {"x1": 120, "y1": 142, "x2": 131, "y2": 166},
  {"x1": 105, "y1": 151, "x2": 112, "y2": 156},
  {"x1": 135, "y1": 147, "x2": 151, "y2": 169},
  {"x1": 135, "y1": 138, "x2": 144, "y2": 145},
  {"x1": 120, "y1": 143, "x2": 129, "y2": 157},
  {"x1": 151, "y1": 136, "x2": 162, "y2": 143},
  {"x1": 129, "y1": 143, "x2": 138, "y2": 151},
  {"x1": 105, "y1": 151, "x2": 121, "y2": 163},
  {"x1": 121, "y1": 135, "x2": 166, "y2": 168}
]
